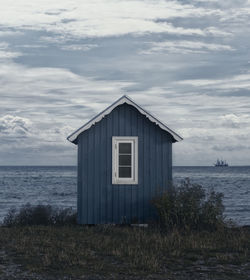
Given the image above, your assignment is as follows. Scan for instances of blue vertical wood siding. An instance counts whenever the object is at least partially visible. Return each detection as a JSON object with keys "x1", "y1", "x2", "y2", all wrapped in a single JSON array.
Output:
[{"x1": 77, "y1": 103, "x2": 173, "y2": 224}]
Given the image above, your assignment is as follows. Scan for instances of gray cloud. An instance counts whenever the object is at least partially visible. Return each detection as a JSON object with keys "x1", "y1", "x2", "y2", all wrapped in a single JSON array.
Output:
[
  {"x1": 0, "y1": 42, "x2": 22, "y2": 59},
  {"x1": 0, "y1": 115, "x2": 31, "y2": 137},
  {"x1": 60, "y1": 44, "x2": 98, "y2": 52},
  {"x1": 0, "y1": 0, "x2": 239, "y2": 39},
  {"x1": 141, "y1": 40, "x2": 234, "y2": 55},
  {"x1": 0, "y1": 0, "x2": 250, "y2": 165},
  {"x1": 212, "y1": 144, "x2": 250, "y2": 152}
]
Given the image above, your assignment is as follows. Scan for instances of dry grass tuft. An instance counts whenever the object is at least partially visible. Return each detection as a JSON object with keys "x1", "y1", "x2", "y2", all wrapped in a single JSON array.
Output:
[{"x1": 0, "y1": 225, "x2": 249, "y2": 279}]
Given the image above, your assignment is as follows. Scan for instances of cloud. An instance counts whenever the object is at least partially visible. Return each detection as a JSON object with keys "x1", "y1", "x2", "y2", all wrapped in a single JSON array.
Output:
[
  {"x1": 59, "y1": 44, "x2": 98, "y2": 51},
  {"x1": 39, "y1": 35, "x2": 70, "y2": 44},
  {"x1": 0, "y1": 0, "x2": 228, "y2": 38},
  {"x1": 0, "y1": 64, "x2": 133, "y2": 126},
  {"x1": 141, "y1": 40, "x2": 234, "y2": 55},
  {"x1": 204, "y1": 27, "x2": 233, "y2": 37},
  {"x1": 0, "y1": 61, "x2": 134, "y2": 157},
  {"x1": 0, "y1": 42, "x2": 22, "y2": 59},
  {"x1": 1, "y1": 59, "x2": 250, "y2": 165},
  {"x1": 0, "y1": 115, "x2": 31, "y2": 137},
  {"x1": 0, "y1": 50, "x2": 21, "y2": 59},
  {"x1": 0, "y1": 30, "x2": 23, "y2": 36},
  {"x1": 36, "y1": 35, "x2": 99, "y2": 50},
  {"x1": 0, "y1": 42, "x2": 9, "y2": 49},
  {"x1": 212, "y1": 144, "x2": 250, "y2": 151},
  {"x1": 219, "y1": 114, "x2": 250, "y2": 128},
  {"x1": 0, "y1": 113, "x2": 77, "y2": 165},
  {"x1": 18, "y1": 44, "x2": 47, "y2": 49},
  {"x1": 178, "y1": 73, "x2": 250, "y2": 91},
  {"x1": 220, "y1": 6, "x2": 250, "y2": 23},
  {"x1": 0, "y1": 0, "x2": 250, "y2": 165}
]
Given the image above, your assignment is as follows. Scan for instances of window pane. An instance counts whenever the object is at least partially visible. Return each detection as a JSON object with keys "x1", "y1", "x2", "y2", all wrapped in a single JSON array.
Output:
[
  {"x1": 119, "y1": 143, "x2": 131, "y2": 154},
  {"x1": 119, "y1": 167, "x2": 131, "y2": 178},
  {"x1": 119, "y1": 155, "x2": 131, "y2": 166}
]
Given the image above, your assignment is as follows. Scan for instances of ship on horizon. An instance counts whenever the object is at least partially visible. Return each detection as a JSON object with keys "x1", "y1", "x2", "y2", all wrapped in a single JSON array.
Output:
[{"x1": 214, "y1": 159, "x2": 229, "y2": 167}]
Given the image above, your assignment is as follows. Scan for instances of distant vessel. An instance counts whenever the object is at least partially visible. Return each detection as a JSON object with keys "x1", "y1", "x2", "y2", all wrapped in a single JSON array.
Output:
[{"x1": 214, "y1": 159, "x2": 229, "y2": 167}]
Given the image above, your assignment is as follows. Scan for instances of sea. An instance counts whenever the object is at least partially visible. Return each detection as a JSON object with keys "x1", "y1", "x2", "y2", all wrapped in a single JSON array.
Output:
[{"x1": 0, "y1": 166, "x2": 249, "y2": 225}]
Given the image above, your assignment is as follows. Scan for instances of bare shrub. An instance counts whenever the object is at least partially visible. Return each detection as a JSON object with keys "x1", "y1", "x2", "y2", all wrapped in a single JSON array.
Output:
[
  {"x1": 152, "y1": 179, "x2": 225, "y2": 232},
  {"x1": 2, "y1": 204, "x2": 77, "y2": 226}
]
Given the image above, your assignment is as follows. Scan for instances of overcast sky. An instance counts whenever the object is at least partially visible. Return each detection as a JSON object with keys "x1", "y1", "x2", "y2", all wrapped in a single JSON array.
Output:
[{"x1": 0, "y1": 0, "x2": 250, "y2": 166}]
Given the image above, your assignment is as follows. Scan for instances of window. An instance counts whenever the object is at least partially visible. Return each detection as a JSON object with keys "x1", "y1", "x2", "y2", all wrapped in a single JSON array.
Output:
[{"x1": 112, "y1": 137, "x2": 138, "y2": 184}]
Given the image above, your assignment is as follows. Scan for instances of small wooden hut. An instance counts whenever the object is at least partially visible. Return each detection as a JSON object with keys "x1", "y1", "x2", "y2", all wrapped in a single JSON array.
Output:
[{"x1": 67, "y1": 95, "x2": 182, "y2": 224}]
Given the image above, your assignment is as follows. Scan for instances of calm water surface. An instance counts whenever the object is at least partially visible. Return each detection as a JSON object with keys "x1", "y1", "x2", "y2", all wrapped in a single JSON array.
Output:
[{"x1": 0, "y1": 166, "x2": 249, "y2": 225}]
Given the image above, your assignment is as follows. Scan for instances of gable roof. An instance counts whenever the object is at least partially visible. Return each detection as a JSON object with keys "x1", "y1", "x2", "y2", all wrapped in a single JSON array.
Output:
[{"x1": 67, "y1": 95, "x2": 183, "y2": 144}]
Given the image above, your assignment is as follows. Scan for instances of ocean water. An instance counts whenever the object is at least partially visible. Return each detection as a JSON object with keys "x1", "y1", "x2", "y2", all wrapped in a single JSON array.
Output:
[{"x1": 0, "y1": 166, "x2": 249, "y2": 225}]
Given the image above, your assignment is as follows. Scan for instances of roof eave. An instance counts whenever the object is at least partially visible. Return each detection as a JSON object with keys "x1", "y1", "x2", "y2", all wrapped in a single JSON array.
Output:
[{"x1": 67, "y1": 95, "x2": 183, "y2": 144}]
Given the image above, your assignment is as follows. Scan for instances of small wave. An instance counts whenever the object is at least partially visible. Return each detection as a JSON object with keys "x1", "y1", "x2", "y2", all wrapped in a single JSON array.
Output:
[
  {"x1": 52, "y1": 192, "x2": 76, "y2": 197},
  {"x1": 5, "y1": 194, "x2": 22, "y2": 200}
]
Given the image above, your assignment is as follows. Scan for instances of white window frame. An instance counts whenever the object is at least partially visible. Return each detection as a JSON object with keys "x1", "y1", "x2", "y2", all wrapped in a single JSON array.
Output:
[{"x1": 112, "y1": 136, "x2": 138, "y2": 185}]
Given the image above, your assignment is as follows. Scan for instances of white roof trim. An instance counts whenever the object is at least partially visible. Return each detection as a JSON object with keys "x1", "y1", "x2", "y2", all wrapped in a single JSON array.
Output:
[{"x1": 67, "y1": 95, "x2": 183, "y2": 144}]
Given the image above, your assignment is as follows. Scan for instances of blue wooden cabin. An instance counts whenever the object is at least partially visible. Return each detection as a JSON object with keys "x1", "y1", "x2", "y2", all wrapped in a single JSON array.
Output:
[{"x1": 67, "y1": 95, "x2": 182, "y2": 224}]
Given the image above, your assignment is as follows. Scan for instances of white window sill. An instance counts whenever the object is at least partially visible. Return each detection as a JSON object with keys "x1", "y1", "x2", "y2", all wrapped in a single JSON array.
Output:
[{"x1": 112, "y1": 179, "x2": 138, "y2": 185}]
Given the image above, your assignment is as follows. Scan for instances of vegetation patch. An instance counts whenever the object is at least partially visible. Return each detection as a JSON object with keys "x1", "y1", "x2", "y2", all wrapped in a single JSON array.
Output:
[
  {"x1": 2, "y1": 204, "x2": 77, "y2": 227},
  {"x1": 0, "y1": 225, "x2": 249, "y2": 279},
  {"x1": 152, "y1": 179, "x2": 226, "y2": 231},
  {"x1": 0, "y1": 183, "x2": 250, "y2": 279}
]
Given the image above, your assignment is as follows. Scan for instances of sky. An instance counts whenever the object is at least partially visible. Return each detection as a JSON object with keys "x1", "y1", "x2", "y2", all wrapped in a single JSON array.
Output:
[{"x1": 0, "y1": 0, "x2": 250, "y2": 166}]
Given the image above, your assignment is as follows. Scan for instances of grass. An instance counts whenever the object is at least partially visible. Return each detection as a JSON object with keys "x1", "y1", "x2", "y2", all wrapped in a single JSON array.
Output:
[
  {"x1": 0, "y1": 225, "x2": 250, "y2": 279},
  {"x1": 0, "y1": 184, "x2": 249, "y2": 279}
]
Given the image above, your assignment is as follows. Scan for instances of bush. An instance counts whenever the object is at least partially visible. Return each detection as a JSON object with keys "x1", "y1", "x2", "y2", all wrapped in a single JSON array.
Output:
[
  {"x1": 152, "y1": 179, "x2": 225, "y2": 231},
  {"x1": 2, "y1": 204, "x2": 77, "y2": 227}
]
